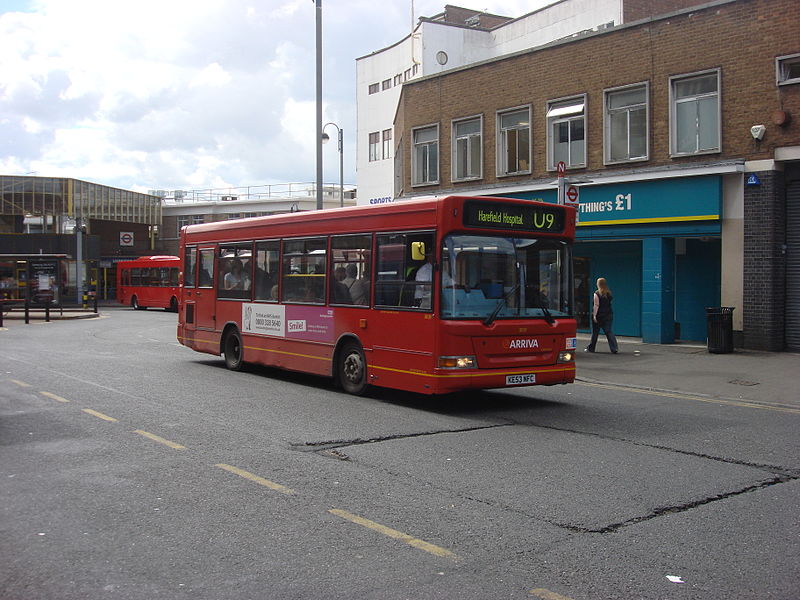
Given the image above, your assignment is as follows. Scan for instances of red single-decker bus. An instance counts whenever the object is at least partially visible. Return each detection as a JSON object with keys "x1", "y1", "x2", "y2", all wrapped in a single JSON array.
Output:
[
  {"x1": 177, "y1": 195, "x2": 577, "y2": 395},
  {"x1": 117, "y1": 256, "x2": 180, "y2": 311}
]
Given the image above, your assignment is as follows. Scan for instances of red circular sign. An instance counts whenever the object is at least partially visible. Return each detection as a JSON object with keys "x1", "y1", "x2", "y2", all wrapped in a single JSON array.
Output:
[
  {"x1": 566, "y1": 185, "x2": 579, "y2": 202},
  {"x1": 120, "y1": 233, "x2": 133, "y2": 244}
]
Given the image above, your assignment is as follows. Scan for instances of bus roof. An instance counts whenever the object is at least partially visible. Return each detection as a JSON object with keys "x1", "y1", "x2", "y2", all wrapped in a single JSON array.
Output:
[{"x1": 181, "y1": 195, "x2": 574, "y2": 243}]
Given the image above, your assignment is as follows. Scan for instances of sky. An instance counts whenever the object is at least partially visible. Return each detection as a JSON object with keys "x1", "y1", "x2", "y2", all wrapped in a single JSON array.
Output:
[{"x1": 1, "y1": 0, "x2": 547, "y2": 194}]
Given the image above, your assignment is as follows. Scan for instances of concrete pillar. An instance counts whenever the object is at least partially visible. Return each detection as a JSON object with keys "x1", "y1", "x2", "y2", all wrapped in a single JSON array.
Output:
[{"x1": 642, "y1": 237, "x2": 675, "y2": 344}]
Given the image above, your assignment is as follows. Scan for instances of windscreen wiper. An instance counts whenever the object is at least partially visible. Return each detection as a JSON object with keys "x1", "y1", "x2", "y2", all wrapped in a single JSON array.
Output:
[{"x1": 483, "y1": 283, "x2": 520, "y2": 326}]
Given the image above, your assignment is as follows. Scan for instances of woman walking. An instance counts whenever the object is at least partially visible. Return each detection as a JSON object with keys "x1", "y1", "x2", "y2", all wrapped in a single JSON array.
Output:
[{"x1": 584, "y1": 277, "x2": 619, "y2": 353}]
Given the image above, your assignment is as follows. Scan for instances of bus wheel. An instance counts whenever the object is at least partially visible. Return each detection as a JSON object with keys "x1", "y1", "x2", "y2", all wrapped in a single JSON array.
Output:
[
  {"x1": 131, "y1": 296, "x2": 145, "y2": 310},
  {"x1": 339, "y1": 342, "x2": 367, "y2": 395},
  {"x1": 168, "y1": 296, "x2": 178, "y2": 312},
  {"x1": 223, "y1": 329, "x2": 244, "y2": 371}
]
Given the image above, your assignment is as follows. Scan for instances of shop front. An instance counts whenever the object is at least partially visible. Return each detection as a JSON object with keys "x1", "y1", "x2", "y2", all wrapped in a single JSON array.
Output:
[{"x1": 500, "y1": 174, "x2": 725, "y2": 343}]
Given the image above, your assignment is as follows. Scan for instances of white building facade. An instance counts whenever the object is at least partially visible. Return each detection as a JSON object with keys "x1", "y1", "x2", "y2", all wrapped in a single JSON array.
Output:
[{"x1": 355, "y1": 0, "x2": 622, "y2": 205}]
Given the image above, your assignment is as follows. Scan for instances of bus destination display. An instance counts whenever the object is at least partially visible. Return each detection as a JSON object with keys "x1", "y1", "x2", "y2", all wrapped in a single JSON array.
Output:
[{"x1": 463, "y1": 200, "x2": 564, "y2": 233}]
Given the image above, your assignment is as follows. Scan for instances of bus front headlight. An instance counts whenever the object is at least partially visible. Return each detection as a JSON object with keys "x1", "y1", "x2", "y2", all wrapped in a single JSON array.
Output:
[{"x1": 438, "y1": 356, "x2": 477, "y2": 369}]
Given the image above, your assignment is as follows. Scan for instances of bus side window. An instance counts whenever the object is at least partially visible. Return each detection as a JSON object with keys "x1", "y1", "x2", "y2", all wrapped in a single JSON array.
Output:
[
  {"x1": 184, "y1": 247, "x2": 197, "y2": 288},
  {"x1": 198, "y1": 249, "x2": 214, "y2": 288},
  {"x1": 254, "y1": 240, "x2": 279, "y2": 302}
]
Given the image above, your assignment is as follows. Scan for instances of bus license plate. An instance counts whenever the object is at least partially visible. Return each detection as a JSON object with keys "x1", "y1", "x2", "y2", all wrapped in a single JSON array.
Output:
[{"x1": 506, "y1": 374, "x2": 536, "y2": 385}]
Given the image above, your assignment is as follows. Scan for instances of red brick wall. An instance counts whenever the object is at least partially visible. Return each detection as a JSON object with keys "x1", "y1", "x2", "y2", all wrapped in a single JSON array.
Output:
[
  {"x1": 397, "y1": 0, "x2": 800, "y2": 193},
  {"x1": 623, "y1": 0, "x2": 711, "y2": 22}
]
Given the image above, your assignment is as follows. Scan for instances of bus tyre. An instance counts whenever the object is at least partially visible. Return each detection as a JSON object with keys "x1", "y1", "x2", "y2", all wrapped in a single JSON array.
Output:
[
  {"x1": 339, "y1": 342, "x2": 367, "y2": 395},
  {"x1": 131, "y1": 296, "x2": 145, "y2": 310},
  {"x1": 223, "y1": 329, "x2": 244, "y2": 371}
]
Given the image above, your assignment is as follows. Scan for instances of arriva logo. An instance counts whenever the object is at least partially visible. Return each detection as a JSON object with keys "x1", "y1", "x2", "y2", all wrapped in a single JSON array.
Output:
[{"x1": 505, "y1": 338, "x2": 539, "y2": 349}]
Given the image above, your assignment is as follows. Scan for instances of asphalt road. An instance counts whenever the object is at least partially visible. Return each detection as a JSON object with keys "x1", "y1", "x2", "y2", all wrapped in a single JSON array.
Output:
[{"x1": 1, "y1": 307, "x2": 798, "y2": 599}]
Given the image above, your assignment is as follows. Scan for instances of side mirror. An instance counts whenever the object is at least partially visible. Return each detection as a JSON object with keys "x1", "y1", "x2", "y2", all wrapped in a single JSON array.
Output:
[{"x1": 411, "y1": 241, "x2": 426, "y2": 261}]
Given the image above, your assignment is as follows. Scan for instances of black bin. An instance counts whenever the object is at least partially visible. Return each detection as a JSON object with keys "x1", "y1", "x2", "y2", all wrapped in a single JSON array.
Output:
[{"x1": 705, "y1": 307, "x2": 734, "y2": 353}]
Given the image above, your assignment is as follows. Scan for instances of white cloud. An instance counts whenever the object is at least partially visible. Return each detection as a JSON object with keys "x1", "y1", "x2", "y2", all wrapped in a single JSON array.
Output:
[{"x1": 1, "y1": 0, "x2": 554, "y2": 192}]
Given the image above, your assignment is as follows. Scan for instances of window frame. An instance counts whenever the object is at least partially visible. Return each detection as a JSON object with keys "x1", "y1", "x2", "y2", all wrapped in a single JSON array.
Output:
[
  {"x1": 776, "y1": 53, "x2": 800, "y2": 86},
  {"x1": 452, "y1": 115, "x2": 483, "y2": 182},
  {"x1": 546, "y1": 95, "x2": 586, "y2": 170},
  {"x1": 669, "y1": 68, "x2": 721, "y2": 157},
  {"x1": 411, "y1": 124, "x2": 439, "y2": 187},
  {"x1": 496, "y1": 106, "x2": 532, "y2": 177},
  {"x1": 368, "y1": 131, "x2": 380, "y2": 162},
  {"x1": 382, "y1": 129, "x2": 392, "y2": 160},
  {"x1": 368, "y1": 82, "x2": 379, "y2": 95},
  {"x1": 604, "y1": 82, "x2": 649, "y2": 165}
]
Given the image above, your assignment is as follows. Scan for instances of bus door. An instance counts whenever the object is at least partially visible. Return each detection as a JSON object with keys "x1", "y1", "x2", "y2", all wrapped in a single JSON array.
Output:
[{"x1": 194, "y1": 247, "x2": 216, "y2": 329}]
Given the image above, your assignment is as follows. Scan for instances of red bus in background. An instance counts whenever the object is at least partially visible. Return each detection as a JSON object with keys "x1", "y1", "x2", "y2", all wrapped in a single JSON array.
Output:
[
  {"x1": 116, "y1": 256, "x2": 180, "y2": 311},
  {"x1": 177, "y1": 195, "x2": 577, "y2": 395}
]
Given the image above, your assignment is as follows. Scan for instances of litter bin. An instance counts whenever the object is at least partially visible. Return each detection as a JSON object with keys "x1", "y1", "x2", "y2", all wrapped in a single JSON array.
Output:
[{"x1": 705, "y1": 306, "x2": 734, "y2": 353}]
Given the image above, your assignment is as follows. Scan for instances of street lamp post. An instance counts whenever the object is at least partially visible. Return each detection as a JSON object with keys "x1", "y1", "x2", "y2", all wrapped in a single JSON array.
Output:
[
  {"x1": 315, "y1": 0, "x2": 323, "y2": 210},
  {"x1": 322, "y1": 122, "x2": 344, "y2": 208}
]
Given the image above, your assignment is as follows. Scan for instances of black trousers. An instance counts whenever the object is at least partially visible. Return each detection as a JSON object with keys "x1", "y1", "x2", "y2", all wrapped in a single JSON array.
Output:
[{"x1": 587, "y1": 314, "x2": 618, "y2": 353}]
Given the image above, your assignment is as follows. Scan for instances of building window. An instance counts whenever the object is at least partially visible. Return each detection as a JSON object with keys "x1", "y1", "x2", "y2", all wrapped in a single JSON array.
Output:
[
  {"x1": 382, "y1": 129, "x2": 392, "y2": 160},
  {"x1": 177, "y1": 216, "x2": 189, "y2": 236},
  {"x1": 369, "y1": 132, "x2": 380, "y2": 162},
  {"x1": 776, "y1": 53, "x2": 800, "y2": 86},
  {"x1": 671, "y1": 70, "x2": 720, "y2": 155},
  {"x1": 453, "y1": 116, "x2": 482, "y2": 181},
  {"x1": 605, "y1": 83, "x2": 648, "y2": 163},
  {"x1": 190, "y1": 215, "x2": 204, "y2": 224},
  {"x1": 382, "y1": 78, "x2": 391, "y2": 91},
  {"x1": 404, "y1": 68, "x2": 411, "y2": 81},
  {"x1": 497, "y1": 108, "x2": 530, "y2": 176},
  {"x1": 412, "y1": 124, "x2": 439, "y2": 186},
  {"x1": 368, "y1": 82, "x2": 379, "y2": 95},
  {"x1": 394, "y1": 74, "x2": 402, "y2": 86},
  {"x1": 547, "y1": 96, "x2": 585, "y2": 169}
]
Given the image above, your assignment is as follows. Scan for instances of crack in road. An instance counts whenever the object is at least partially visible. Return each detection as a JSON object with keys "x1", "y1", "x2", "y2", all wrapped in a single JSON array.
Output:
[
  {"x1": 289, "y1": 422, "x2": 513, "y2": 455},
  {"x1": 297, "y1": 419, "x2": 799, "y2": 536}
]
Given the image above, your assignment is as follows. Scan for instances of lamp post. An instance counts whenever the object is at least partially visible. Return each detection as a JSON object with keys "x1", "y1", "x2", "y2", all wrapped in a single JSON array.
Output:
[
  {"x1": 315, "y1": 0, "x2": 323, "y2": 210},
  {"x1": 322, "y1": 122, "x2": 344, "y2": 208}
]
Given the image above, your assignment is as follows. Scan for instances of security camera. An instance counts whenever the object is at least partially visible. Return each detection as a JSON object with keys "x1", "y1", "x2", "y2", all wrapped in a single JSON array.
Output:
[{"x1": 750, "y1": 125, "x2": 766, "y2": 140}]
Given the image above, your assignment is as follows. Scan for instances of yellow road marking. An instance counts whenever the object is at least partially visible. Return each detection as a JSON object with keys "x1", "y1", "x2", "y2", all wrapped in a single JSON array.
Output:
[
  {"x1": 82, "y1": 408, "x2": 118, "y2": 422},
  {"x1": 215, "y1": 463, "x2": 296, "y2": 495},
  {"x1": 576, "y1": 381, "x2": 800, "y2": 414},
  {"x1": 133, "y1": 430, "x2": 186, "y2": 450},
  {"x1": 529, "y1": 588, "x2": 575, "y2": 600},
  {"x1": 40, "y1": 391, "x2": 70, "y2": 403},
  {"x1": 10, "y1": 379, "x2": 31, "y2": 387},
  {"x1": 328, "y1": 508, "x2": 457, "y2": 559}
]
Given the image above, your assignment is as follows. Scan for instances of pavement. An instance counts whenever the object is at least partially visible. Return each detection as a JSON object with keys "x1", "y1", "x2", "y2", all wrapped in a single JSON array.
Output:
[
  {"x1": 3, "y1": 305, "x2": 797, "y2": 408},
  {"x1": 575, "y1": 333, "x2": 800, "y2": 408}
]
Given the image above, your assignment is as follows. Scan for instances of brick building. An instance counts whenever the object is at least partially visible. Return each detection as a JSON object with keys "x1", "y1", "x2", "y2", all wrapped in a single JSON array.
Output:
[{"x1": 394, "y1": 0, "x2": 800, "y2": 351}]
